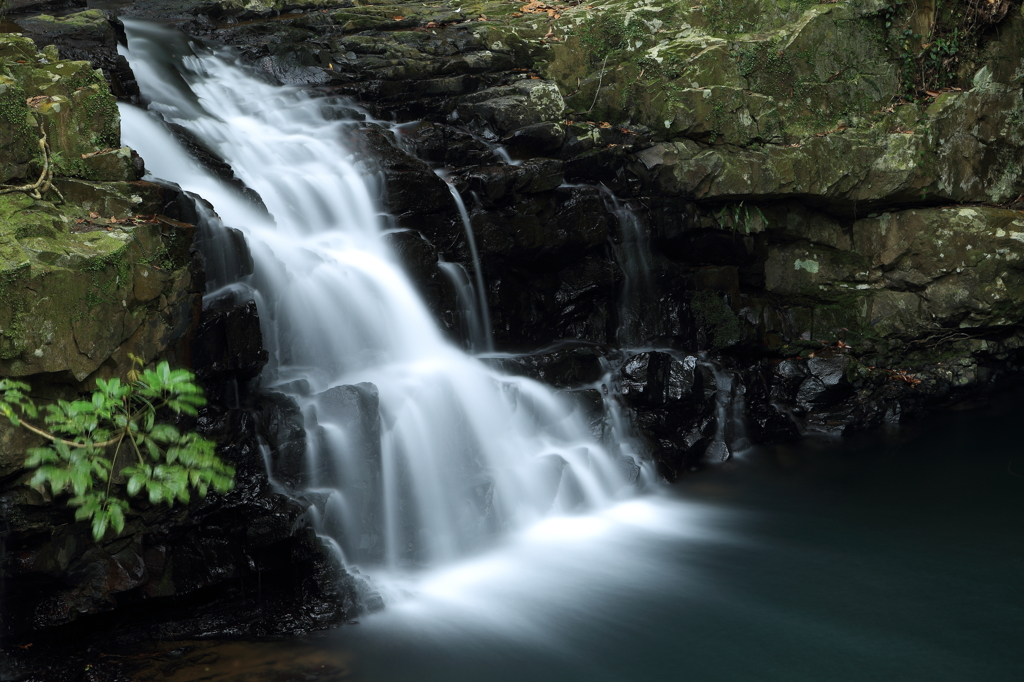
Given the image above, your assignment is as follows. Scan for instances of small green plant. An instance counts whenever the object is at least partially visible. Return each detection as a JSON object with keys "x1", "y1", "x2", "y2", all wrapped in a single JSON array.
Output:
[
  {"x1": 715, "y1": 200, "x2": 768, "y2": 233},
  {"x1": 0, "y1": 358, "x2": 234, "y2": 541}
]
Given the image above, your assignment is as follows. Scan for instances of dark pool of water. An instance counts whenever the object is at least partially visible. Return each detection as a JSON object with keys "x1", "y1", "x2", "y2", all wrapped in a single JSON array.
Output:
[{"x1": 49, "y1": 397, "x2": 1024, "y2": 682}]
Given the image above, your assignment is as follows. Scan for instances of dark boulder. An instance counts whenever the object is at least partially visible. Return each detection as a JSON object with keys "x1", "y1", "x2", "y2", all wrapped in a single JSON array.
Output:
[
  {"x1": 191, "y1": 298, "x2": 268, "y2": 385},
  {"x1": 617, "y1": 352, "x2": 715, "y2": 479},
  {"x1": 457, "y1": 79, "x2": 566, "y2": 134},
  {"x1": 396, "y1": 121, "x2": 502, "y2": 168},
  {"x1": 351, "y1": 126, "x2": 453, "y2": 214},
  {"x1": 485, "y1": 344, "x2": 607, "y2": 388},
  {"x1": 502, "y1": 122, "x2": 566, "y2": 156}
]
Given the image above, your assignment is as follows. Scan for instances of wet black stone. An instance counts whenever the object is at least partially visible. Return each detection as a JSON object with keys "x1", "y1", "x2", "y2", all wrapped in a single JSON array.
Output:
[
  {"x1": 486, "y1": 345, "x2": 607, "y2": 388},
  {"x1": 191, "y1": 298, "x2": 268, "y2": 384},
  {"x1": 396, "y1": 121, "x2": 502, "y2": 167},
  {"x1": 258, "y1": 392, "x2": 308, "y2": 490},
  {"x1": 502, "y1": 122, "x2": 566, "y2": 155},
  {"x1": 352, "y1": 126, "x2": 453, "y2": 214}
]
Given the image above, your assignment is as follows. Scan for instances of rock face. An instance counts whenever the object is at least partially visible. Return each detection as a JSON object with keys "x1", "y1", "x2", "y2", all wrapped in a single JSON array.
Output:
[{"x1": 133, "y1": 0, "x2": 1024, "y2": 477}]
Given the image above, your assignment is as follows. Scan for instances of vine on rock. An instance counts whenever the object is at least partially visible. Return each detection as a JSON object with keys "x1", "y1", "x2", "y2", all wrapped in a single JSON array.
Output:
[
  {"x1": 0, "y1": 122, "x2": 62, "y2": 202},
  {"x1": 0, "y1": 357, "x2": 234, "y2": 541}
]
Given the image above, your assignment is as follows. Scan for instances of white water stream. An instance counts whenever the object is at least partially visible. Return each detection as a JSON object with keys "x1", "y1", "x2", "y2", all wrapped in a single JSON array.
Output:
[{"x1": 118, "y1": 22, "x2": 643, "y2": 579}]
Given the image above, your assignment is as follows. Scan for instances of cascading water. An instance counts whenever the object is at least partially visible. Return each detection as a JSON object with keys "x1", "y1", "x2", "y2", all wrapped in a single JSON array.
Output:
[
  {"x1": 600, "y1": 189, "x2": 657, "y2": 349},
  {"x1": 438, "y1": 181, "x2": 493, "y2": 353},
  {"x1": 118, "y1": 22, "x2": 638, "y2": 573}
]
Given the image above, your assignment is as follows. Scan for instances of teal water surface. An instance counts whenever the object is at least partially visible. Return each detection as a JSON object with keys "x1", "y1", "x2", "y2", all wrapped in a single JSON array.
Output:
[{"x1": 328, "y1": 395, "x2": 1024, "y2": 682}]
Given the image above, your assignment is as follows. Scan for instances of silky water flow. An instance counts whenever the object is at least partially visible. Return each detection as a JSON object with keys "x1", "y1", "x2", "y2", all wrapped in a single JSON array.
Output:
[{"x1": 117, "y1": 21, "x2": 648, "y2": 585}]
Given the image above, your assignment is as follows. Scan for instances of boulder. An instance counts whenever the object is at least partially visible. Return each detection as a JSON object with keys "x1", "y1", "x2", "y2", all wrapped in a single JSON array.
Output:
[{"x1": 458, "y1": 79, "x2": 566, "y2": 134}]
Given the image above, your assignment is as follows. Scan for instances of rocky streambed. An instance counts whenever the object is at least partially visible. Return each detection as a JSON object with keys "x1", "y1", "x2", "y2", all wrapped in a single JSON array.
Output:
[{"x1": 2, "y1": 0, "x2": 1023, "y2": 670}]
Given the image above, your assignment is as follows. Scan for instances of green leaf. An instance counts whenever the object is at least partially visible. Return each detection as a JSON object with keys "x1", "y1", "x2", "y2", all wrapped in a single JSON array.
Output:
[
  {"x1": 146, "y1": 480, "x2": 165, "y2": 505},
  {"x1": 126, "y1": 473, "x2": 145, "y2": 497},
  {"x1": 109, "y1": 503, "x2": 125, "y2": 535},
  {"x1": 91, "y1": 513, "x2": 109, "y2": 541},
  {"x1": 70, "y1": 466, "x2": 91, "y2": 497}
]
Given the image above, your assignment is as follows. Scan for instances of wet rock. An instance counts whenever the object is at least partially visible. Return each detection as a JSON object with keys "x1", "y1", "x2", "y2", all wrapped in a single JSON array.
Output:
[
  {"x1": 615, "y1": 454, "x2": 641, "y2": 486},
  {"x1": 309, "y1": 383, "x2": 384, "y2": 562},
  {"x1": 192, "y1": 298, "x2": 268, "y2": 384},
  {"x1": 453, "y1": 158, "x2": 564, "y2": 205},
  {"x1": 467, "y1": 186, "x2": 609, "y2": 263},
  {"x1": 382, "y1": 229, "x2": 460, "y2": 336},
  {"x1": 311, "y1": 383, "x2": 382, "y2": 487},
  {"x1": 396, "y1": 121, "x2": 502, "y2": 167},
  {"x1": 620, "y1": 351, "x2": 701, "y2": 407},
  {"x1": 796, "y1": 354, "x2": 852, "y2": 406},
  {"x1": 352, "y1": 126, "x2": 453, "y2": 214},
  {"x1": 490, "y1": 254, "x2": 619, "y2": 349},
  {"x1": 258, "y1": 392, "x2": 308, "y2": 489},
  {"x1": 617, "y1": 352, "x2": 714, "y2": 479},
  {"x1": 486, "y1": 344, "x2": 606, "y2": 388},
  {"x1": 502, "y1": 121, "x2": 566, "y2": 155},
  {"x1": 558, "y1": 387, "x2": 609, "y2": 442},
  {"x1": 314, "y1": 383, "x2": 381, "y2": 451}
]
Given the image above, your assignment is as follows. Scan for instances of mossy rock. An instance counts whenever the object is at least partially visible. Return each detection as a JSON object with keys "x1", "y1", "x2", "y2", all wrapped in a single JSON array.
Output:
[
  {"x1": 762, "y1": 205, "x2": 1024, "y2": 343},
  {"x1": 1, "y1": 34, "x2": 134, "y2": 184},
  {"x1": 0, "y1": 184, "x2": 199, "y2": 382},
  {"x1": 547, "y1": 0, "x2": 898, "y2": 140},
  {"x1": 16, "y1": 10, "x2": 113, "y2": 39}
]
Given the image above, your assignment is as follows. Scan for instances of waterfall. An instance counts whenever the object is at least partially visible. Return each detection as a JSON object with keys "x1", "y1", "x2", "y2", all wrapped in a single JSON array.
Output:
[
  {"x1": 118, "y1": 21, "x2": 638, "y2": 572},
  {"x1": 600, "y1": 189, "x2": 657, "y2": 349},
  {"x1": 439, "y1": 181, "x2": 494, "y2": 353}
]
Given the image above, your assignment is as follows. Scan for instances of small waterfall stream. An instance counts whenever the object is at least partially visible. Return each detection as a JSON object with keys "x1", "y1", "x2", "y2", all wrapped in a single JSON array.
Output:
[
  {"x1": 118, "y1": 22, "x2": 639, "y2": 574},
  {"x1": 601, "y1": 190, "x2": 657, "y2": 349}
]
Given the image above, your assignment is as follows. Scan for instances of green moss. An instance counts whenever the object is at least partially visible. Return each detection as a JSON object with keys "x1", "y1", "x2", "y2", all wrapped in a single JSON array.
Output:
[
  {"x1": 0, "y1": 73, "x2": 37, "y2": 182},
  {"x1": 576, "y1": 10, "x2": 649, "y2": 61},
  {"x1": 697, "y1": 0, "x2": 819, "y2": 36},
  {"x1": 80, "y1": 240, "x2": 131, "y2": 308},
  {"x1": 0, "y1": 298, "x2": 29, "y2": 360}
]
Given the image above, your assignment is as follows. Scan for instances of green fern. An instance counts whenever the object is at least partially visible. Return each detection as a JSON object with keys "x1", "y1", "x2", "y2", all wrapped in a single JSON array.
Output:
[{"x1": 1, "y1": 357, "x2": 234, "y2": 541}]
